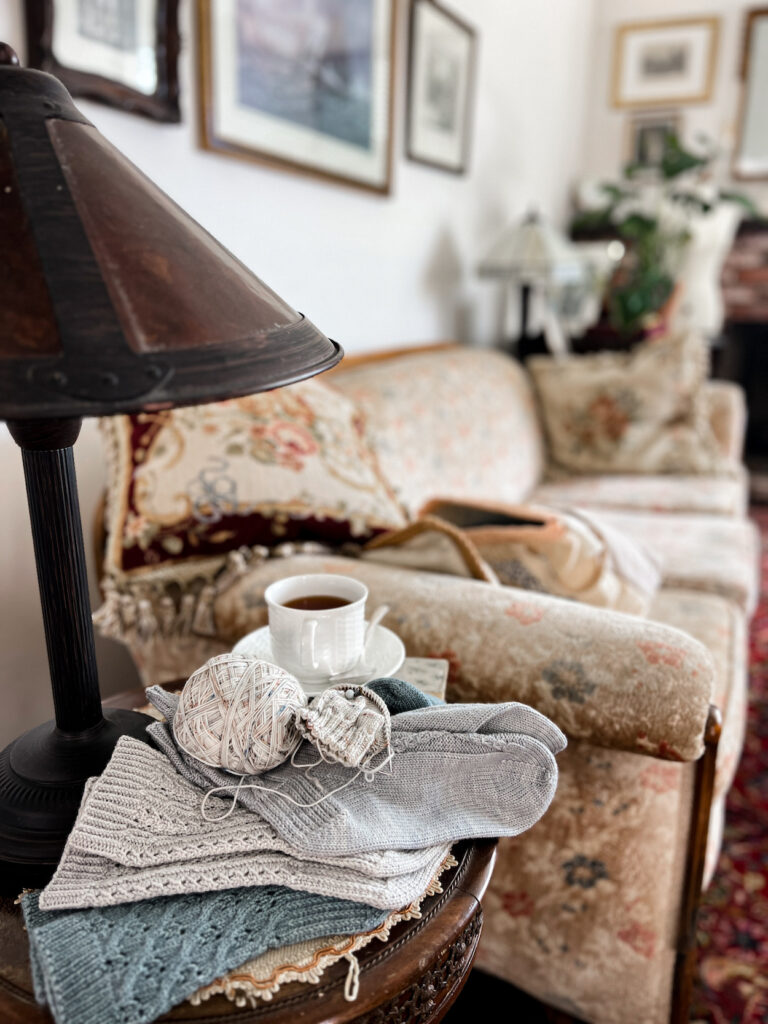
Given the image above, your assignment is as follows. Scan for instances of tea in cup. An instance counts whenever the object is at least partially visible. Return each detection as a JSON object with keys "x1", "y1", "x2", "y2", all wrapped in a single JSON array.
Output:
[{"x1": 264, "y1": 574, "x2": 367, "y2": 680}]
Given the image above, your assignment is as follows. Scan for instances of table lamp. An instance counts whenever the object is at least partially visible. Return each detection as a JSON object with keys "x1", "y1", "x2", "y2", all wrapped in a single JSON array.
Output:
[
  {"x1": 0, "y1": 47, "x2": 342, "y2": 886},
  {"x1": 478, "y1": 210, "x2": 588, "y2": 351}
]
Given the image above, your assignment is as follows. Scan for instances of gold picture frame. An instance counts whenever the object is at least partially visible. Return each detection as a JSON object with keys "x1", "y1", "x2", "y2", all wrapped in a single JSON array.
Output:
[{"x1": 611, "y1": 17, "x2": 720, "y2": 109}]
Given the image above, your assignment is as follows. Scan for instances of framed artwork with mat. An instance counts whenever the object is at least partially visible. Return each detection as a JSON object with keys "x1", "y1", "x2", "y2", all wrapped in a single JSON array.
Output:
[
  {"x1": 406, "y1": 0, "x2": 477, "y2": 174},
  {"x1": 197, "y1": 0, "x2": 396, "y2": 195},
  {"x1": 611, "y1": 17, "x2": 719, "y2": 108}
]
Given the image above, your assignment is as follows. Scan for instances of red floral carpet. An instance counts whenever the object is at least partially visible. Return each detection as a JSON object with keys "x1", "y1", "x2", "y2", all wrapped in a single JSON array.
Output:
[{"x1": 690, "y1": 509, "x2": 768, "y2": 1023}]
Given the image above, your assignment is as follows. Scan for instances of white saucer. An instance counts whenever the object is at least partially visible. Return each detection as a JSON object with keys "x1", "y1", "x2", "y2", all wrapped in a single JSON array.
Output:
[{"x1": 231, "y1": 623, "x2": 406, "y2": 695}]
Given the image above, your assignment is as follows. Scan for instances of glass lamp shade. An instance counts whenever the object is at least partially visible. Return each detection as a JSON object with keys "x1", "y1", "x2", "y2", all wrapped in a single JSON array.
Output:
[
  {"x1": 0, "y1": 62, "x2": 342, "y2": 421},
  {"x1": 478, "y1": 211, "x2": 587, "y2": 287}
]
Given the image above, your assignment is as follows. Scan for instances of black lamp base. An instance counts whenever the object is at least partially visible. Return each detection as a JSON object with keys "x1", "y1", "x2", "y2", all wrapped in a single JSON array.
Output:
[{"x1": 0, "y1": 708, "x2": 152, "y2": 893}]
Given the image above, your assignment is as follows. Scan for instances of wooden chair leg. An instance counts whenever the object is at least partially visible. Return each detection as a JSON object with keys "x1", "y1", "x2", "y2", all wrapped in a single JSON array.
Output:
[{"x1": 670, "y1": 705, "x2": 722, "y2": 1024}]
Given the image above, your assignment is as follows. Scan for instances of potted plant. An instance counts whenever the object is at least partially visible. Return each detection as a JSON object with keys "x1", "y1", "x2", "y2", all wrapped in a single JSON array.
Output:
[{"x1": 570, "y1": 132, "x2": 759, "y2": 346}]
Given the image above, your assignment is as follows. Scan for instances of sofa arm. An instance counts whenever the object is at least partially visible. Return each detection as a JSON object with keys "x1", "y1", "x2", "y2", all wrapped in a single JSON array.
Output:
[
  {"x1": 213, "y1": 554, "x2": 715, "y2": 762},
  {"x1": 703, "y1": 380, "x2": 746, "y2": 462}
]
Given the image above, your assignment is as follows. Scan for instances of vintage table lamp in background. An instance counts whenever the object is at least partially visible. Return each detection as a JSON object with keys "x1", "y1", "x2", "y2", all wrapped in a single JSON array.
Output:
[
  {"x1": 0, "y1": 46, "x2": 342, "y2": 886},
  {"x1": 478, "y1": 210, "x2": 624, "y2": 356}
]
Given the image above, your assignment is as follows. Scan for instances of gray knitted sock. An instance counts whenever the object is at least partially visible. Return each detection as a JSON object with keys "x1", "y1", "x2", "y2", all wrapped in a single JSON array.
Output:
[{"x1": 147, "y1": 688, "x2": 564, "y2": 857}]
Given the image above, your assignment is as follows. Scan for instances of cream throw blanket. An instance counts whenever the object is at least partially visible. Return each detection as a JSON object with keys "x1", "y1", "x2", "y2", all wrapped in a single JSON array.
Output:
[{"x1": 365, "y1": 500, "x2": 661, "y2": 617}]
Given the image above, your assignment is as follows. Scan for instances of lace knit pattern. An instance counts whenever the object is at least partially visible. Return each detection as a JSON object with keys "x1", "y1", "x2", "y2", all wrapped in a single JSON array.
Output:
[{"x1": 23, "y1": 884, "x2": 388, "y2": 1024}]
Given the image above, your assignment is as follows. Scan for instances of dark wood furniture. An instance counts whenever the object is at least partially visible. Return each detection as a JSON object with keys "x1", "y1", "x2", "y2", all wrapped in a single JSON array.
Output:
[
  {"x1": 0, "y1": 837, "x2": 495, "y2": 1024},
  {"x1": 717, "y1": 219, "x2": 768, "y2": 460}
]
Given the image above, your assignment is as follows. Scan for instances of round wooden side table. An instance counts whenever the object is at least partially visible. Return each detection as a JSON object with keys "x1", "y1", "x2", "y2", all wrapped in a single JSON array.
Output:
[{"x1": 0, "y1": 687, "x2": 497, "y2": 1024}]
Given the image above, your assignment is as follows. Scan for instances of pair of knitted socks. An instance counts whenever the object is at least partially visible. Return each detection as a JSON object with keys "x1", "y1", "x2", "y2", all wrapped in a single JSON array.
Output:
[{"x1": 148, "y1": 687, "x2": 565, "y2": 856}]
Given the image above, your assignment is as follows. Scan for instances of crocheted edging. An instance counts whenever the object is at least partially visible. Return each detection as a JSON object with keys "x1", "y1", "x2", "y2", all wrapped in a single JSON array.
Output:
[{"x1": 187, "y1": 850, "x2": 459, "y2": 1009}]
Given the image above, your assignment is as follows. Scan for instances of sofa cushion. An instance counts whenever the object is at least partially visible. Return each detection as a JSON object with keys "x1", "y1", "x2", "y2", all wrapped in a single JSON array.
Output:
[
  {"x1": 532, "y1": 467, "x2": 748, "y2": 518},
  {"x1": 331, "y1": 347, "x2": 545, "y2": 515},
  {"x1": 99, "y1": 379, "x2": 406, "y2": 578},
  {"x1": 528, "y1": 331, "x2": 729, "y2": 476},
  {"x1": 592, "y1": 510, "x2": 760, "y2": 616}
]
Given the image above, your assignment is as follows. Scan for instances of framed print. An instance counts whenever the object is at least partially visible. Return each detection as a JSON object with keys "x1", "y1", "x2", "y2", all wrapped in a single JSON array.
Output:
[
  {"x1": 733, "y1": 8, "x2": 768, "y2": 180},
  {"x1": 626, "y1": 111, "x2": 681, "y2": 169},
  {"x1": 198, "y1": 0, "x2": 396, "y2": 195},
  {"x1": 611, "y1": 17, "x2": 720, "y2": 108},
  {"x1": 24, "y1": 0, "x2": 181, "y2": 122},
  {"x1": 406, "y1": 0, "x2": 476, "y2": 174}
]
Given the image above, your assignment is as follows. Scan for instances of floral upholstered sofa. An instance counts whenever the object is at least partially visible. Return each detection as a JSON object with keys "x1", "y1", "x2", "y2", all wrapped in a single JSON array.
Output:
[{"x1": 94, "y1": 343, "x2": 757, "y2": 1024}]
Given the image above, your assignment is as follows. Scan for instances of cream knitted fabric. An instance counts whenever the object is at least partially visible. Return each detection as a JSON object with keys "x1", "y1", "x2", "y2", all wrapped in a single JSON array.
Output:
[
  {"x1": 294, "y1": 686, "x2": 390, "y2": 768},
  {"x1": 39, "y1": 741, "x2": 450, "y2": 912}
]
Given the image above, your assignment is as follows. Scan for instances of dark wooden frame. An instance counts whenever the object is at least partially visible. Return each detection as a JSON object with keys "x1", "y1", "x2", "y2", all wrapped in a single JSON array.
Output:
[
  {"x1": 733, "y1": 7, "x2": 768, "y2": 181},
  {"x1": 406, "y1": 0, "x2": 477, "y2": 175},
  {"x1": 197, "y1": 0, "x2": 397, "y2": 196},
  {"x1": 23, "y1": 0, "x2": 181, "y2": 123}
]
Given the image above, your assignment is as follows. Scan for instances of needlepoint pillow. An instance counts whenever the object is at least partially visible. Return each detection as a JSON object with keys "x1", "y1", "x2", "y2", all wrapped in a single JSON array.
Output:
[
  {"x1": 100, "y1": 379, "x2": 406, "y2": 577},
  {"x1": 527, "y1": 331, "x2": 731, "y2": 476}
]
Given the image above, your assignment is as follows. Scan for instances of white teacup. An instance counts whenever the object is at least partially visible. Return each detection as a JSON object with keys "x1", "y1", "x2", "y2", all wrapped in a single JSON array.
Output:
[{"x1": 264, "y1": 574, "x2": 368, "y2": 680}]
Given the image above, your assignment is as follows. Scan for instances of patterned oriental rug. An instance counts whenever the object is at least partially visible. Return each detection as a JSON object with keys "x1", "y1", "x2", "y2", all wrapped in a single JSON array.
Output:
[{"x1": 690, "y1": 509, "x2": 768, "y2": 1023}]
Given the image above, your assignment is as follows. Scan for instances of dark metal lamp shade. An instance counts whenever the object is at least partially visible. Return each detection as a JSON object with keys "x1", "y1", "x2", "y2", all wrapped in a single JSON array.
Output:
[
  {"x1": 0, "y1": 50, "x2": 342, "y2": 887},
  {"x1": 0, "y1": 61, "x2": 341, "y2": 419}
]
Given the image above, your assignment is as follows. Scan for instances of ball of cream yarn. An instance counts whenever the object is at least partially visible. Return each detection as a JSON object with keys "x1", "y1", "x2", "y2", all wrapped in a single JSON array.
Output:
[{"x1": 173, "y1": 653, "x2": 307, "y2": 775}]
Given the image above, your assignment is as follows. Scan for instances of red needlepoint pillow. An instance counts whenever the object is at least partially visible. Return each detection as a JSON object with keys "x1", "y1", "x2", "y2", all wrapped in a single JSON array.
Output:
[{"x1": 100, "y1": 379, "x2": 406, "y2": 577}]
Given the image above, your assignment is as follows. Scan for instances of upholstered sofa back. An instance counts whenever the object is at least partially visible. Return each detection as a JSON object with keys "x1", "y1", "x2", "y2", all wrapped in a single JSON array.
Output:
[{"x1": 331, "y1": 345, "x2": 546, "y2": 516}]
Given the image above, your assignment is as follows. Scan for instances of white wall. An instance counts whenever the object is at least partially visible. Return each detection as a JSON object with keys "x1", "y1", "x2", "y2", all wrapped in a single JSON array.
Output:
[
  {"x1": 0, "y1": 0, "x2": 597, "y2": 744},
  {"x1": 583, "y1": 0, "x2": 768, "y2": 209}
]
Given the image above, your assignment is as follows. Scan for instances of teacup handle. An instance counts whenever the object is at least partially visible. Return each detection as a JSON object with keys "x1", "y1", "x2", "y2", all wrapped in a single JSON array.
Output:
[
  {"x1": 301, "y1": 618, "x2": 320, "y2": 672},
  {"x1": 360, "y1": 604, "x2": 389, "y2": 667}
]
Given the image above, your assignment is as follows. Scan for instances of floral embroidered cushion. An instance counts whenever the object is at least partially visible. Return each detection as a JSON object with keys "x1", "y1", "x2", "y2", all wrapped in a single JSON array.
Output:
[
  {"x1": 100, "y1": 379, "x2": 406, "y2": 577},
  {"x1": 528, "y1": 331, "x2": 731, "y2": 476}
]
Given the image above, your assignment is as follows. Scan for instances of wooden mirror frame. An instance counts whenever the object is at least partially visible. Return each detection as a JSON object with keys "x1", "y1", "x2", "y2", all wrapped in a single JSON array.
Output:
[{"x1": 23, "y1": 0, "x2": 181, "y2": 123}]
